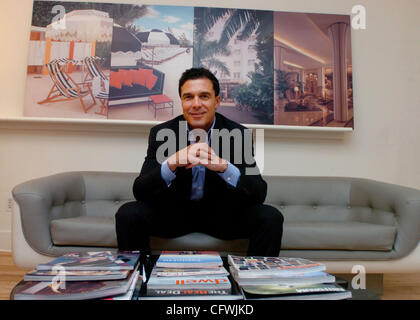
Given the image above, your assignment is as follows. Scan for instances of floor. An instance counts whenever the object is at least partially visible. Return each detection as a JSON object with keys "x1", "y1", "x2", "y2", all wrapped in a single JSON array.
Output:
[
  {"x1": 1, "y1": 252, "x2": 420, "y2": 300},
  {"x1": 0, "y1": 252, "x2": 27, "y2": 300}
]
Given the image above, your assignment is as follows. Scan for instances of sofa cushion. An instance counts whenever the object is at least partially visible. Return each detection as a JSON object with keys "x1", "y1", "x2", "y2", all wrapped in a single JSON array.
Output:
[
  {"x1": 50, "y1": 217, "x2": 248, "y2": 255},
  {"x1": 145, "y1": 73, "x2": 158, "y2": 90},
  {"x1": 120, "y1": 69, "x2": 133, "y2": 87},
  {"x1": 282, "y1": 221, "x2": 397, "y2": 251},
  {"x1": 109, "y1": 71, "x2": 123, "y2": 89},
  {"x1": 50, "y1": 216, "x2": 396, "y2": 253},
  {"x1": 132, "y1": 68, "x2": 153, "y2": 87},
  {"x1": 50, "y1": 216, "x2": 117, "y2": 247},
  {"x1": 132, "y1": 68, "x2": 146, "y2": 86}
]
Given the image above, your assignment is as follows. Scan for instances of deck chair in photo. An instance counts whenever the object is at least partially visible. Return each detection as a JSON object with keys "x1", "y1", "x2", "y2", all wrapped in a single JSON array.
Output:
[
  {"x1": 94, "y1": 89, "x2": 109, "y2": 116},
  {"x1": 38, "y1": 59, "x2": 96, "y2": 113},
  {"x1": 91, "y1": 76, "x2": 109, "y2": 117},
  {"x1": 83, "y1": 56, "x2": 108, "y2": 83}
]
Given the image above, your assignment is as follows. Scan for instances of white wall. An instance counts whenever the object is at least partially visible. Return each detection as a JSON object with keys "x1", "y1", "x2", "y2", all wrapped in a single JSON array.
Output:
[{"x1": 0, "y1": 0, "x2": 419, "y2": 251}]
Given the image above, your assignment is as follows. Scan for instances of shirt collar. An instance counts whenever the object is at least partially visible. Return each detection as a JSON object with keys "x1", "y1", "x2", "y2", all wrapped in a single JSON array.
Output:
[{"x1": 186, "y1": 116, "x2": 216, "y2": 143}]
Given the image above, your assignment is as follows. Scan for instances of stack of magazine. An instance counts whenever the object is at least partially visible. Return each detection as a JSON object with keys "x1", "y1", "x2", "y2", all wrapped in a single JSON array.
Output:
[
  {"x1": 143, "y1": 250, "x2": 240, "y2": 300},
  {"x1": 228, "y1": 255, "x2": 352, "y2": 300},
  {"x1": 13, "y1": 251, "x2": 142, "y2": 300}
]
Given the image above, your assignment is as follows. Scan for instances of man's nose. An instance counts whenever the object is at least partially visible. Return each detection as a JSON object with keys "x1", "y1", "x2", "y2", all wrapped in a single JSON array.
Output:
[{"x1": 192, "y1": 96, "x2": 201, "y2": 107}]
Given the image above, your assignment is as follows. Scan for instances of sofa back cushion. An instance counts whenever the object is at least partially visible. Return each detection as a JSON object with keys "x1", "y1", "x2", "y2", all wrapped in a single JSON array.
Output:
[
  {"x1": 83, "y1": 172, "x2": 137, "y2": 218},
  {"x1": 265, "y1": 176, "x2": 397, "y2": 224},
  {"x1": 109, "y1": 70, "x2": 123, "y2": 89}
]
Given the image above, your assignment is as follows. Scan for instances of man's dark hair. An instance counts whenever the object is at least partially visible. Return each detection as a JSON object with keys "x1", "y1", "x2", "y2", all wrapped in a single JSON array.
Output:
[{"x1": 178, "y1": 67, "x2": 220, "y2": 97}]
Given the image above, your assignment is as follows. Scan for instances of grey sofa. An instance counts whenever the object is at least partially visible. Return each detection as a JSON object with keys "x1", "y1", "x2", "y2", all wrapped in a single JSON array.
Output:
[{"x1": 11, "y1": 171, "x2": 420, "y2": 273}]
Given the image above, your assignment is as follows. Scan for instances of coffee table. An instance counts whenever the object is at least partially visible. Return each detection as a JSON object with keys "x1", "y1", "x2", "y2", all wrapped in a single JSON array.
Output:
[
  {"x1": 135, "y1": 255, "x2": 380, "y2": 300},
  {"x1": 9, "y1": 254, "x2": 380, "y2": 300}
]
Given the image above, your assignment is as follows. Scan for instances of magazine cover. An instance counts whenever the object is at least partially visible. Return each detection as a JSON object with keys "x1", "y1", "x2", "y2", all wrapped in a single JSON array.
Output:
[
  {"x1": 147, "y1": 274, "x2": 231, "y2": 290},
  {"x1": 228, "y1": 255, "x2": 326, "y2": 276},
  {"x1": 229, "y1": 267, "x2": 335, "y2": 286},
  {"x1": 241, "y1": 283, "x2": 352, "y2": 300},
  {"x1": 141, "y1": 288, "x2": 244, "y2": 300},
  {"x1": 14, "y1": 269, "x2": 140, "y2": 300},
  {"x1": 160, "y1": 251, "x2": 221, "y2": 256},
  {"x1": 154, "y1": 266, "x2": 229, "y2": 277},
  {"x1": 24, "y1": 269, "x2": 130, "y2": 282},
  {"x1": 242, "y1": 282, "x2": 347, "y2": 295},
  {"x1": 156, "y1": 251, "x2": 223, "y2": 268},
  {"x1": 36, "y1": 251, "x2": 140, "y2": 271},
  {"x1": 103, "y1": 271, "x2": 141, "y2": 300}
]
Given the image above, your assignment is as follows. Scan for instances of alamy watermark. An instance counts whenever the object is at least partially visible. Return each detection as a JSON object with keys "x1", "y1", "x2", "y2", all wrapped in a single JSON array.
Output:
[
  {"x1": 351, "y1": 265, "x2": 366, "y2": 290},
  {"x1": 50, "y1": 4, "x2": 366, "y2": 31},
  {"x1": 50, "y1": 265, "x2": 66, "y2": 292},
  {"x1": 352, "y1": 5, "x2": 367, "y2": 30},
  {"x1": 51, "y1": 5, "x2": 66, "y2": 30},
  {"x1": 155, "y1": 121, "x2": 264, "y2": 175}
]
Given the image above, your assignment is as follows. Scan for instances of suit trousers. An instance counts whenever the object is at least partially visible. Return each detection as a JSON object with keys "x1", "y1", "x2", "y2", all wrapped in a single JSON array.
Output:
[{"x1": 115, "y1": 199, "x2": 284, "y2": 256}]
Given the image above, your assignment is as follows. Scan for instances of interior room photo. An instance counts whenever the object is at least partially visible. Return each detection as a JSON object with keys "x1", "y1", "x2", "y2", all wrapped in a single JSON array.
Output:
[{"x1": 0, "y1": 0, "x2": 420, "y2": 301}]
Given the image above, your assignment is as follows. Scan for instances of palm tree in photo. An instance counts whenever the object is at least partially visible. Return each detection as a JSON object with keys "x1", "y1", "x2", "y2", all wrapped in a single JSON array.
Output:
[
  {"x1": 193, "y1": 7, "x2": 232, "y2": 38},
  {"x1": 194, "y1": 7, "x2": 272, "y2": 46},
  {"x1": 223, "y1": 10, "x2": 273, "y2": 118},
  {"x1": 193, "y1": 8, "x2": 233, "y2": 75},
  {"x1": 193, "y1": 7, "x2": 273, "y2": 118},
  {"x1": 193, "y1": 36, "x2": 231, "y2": 76},
  {"x1": 217, "y1": 9, "x2": 272, "y2": 46}
]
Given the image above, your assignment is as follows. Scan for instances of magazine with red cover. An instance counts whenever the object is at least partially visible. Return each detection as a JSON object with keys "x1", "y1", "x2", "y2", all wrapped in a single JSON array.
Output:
[{"x1": 147, "y1": 274, "x2": 231, "y2": 290}]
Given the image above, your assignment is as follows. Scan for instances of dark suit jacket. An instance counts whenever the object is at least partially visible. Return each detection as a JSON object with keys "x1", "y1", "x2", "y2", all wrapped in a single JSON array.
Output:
[{"x1": 133, "y1": 113, "x2": 267, "y2": 208}]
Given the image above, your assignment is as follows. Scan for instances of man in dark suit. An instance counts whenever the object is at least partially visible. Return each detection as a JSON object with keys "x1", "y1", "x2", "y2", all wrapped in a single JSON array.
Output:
[{"x1": 116, "y1": 68, "x2": 283, "y2": 256}]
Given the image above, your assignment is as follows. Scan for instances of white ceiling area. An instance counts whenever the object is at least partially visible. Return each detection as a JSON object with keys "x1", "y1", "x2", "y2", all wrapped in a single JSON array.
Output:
[{"x1": 274, "y1": 11, "x2": 352, "y2": 70}]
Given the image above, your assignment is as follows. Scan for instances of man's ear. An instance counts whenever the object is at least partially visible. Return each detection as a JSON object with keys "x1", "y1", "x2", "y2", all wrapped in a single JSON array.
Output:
[{"x1": 215, "y1": 95, "x2": 221, "y2": 109}]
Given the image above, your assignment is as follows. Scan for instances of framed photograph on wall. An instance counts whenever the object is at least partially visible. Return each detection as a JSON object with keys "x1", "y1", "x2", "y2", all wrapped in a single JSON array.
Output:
[
  {"x1": 24, "y1": 0, "x2": 354, "y2": 129},
  {"x1": 273, "y1": 11, "x2": 353, "y2": 128}
]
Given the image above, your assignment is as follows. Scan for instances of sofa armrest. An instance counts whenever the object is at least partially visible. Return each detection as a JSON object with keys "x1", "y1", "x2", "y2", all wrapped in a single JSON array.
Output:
[
  {"x1": 350, "y1": 178, "x2": 420, "y2": 259},
  {"x1": 12, "y1": 172, "x2": 86, "y2": 256}
]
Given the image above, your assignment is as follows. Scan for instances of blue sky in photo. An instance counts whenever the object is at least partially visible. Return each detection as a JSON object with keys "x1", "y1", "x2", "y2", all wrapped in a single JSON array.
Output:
[{"x1": 134, "y1": 5, "x2": 194, "y2": 41}]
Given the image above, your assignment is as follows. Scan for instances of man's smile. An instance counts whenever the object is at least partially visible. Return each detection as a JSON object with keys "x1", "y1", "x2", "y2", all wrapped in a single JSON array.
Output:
[{"x1": 189, "y1": 111, "x2": 206, "y2": 117}]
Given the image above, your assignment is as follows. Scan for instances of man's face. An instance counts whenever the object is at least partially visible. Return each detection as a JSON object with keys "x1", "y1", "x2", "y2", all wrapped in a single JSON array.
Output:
[{"x1": 180, "y1": 78, "x2": 220, "y2": 132}]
